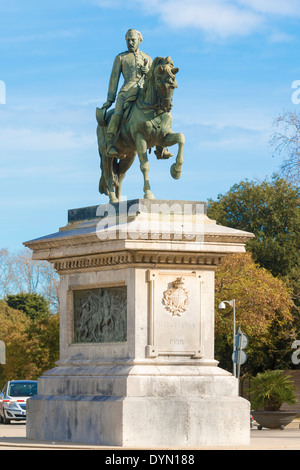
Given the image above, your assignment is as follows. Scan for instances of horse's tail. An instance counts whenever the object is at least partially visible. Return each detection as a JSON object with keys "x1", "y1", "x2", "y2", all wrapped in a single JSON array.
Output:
[
  {"x1": 99, "y1": 169, "x2": 108, "y2": 195},
  {"x1": 97, "y1": 122, "x2": 121, "y2": 196}
]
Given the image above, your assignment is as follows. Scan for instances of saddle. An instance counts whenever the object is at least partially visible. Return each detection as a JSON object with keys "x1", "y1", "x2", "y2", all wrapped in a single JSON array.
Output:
[
  {"x1": 96, "y1": 86, "x2": 173, "y2": 160},
  {"x1": 96, "y1": 86, "x2": 140, "y2": 128}
]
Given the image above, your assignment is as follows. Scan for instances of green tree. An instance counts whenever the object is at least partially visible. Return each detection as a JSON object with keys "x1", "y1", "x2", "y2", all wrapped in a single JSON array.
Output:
[
  {"x1": 6, "y1": 293, "x2": 50, "y2": 321},
  {"x1": 207, "y1": 175, "x2": 300, "y2": 315},
  {"x1": 207, "y1": 174, "x2": 300, "y2": 278}
]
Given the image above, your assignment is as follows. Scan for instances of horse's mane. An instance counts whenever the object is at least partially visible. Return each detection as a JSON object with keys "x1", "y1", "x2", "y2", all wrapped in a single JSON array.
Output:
[{"x1": 142, "y1": 56, "x2": 174, "y2": 96}]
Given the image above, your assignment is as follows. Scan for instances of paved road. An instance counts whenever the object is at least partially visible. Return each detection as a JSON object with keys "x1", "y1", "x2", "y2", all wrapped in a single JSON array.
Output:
[{"x1": 0, "y1": 421, "x2": 300, "y2": 450}]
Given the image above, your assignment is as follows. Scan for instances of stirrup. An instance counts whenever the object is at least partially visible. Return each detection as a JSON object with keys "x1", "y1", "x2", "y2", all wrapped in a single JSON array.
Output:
[
  {"x1": 107, "y1": 144, "x2": 118, "y2": 156},
  {"x1": 155, "y1": 147, "x2": 173, "y2": 160}
]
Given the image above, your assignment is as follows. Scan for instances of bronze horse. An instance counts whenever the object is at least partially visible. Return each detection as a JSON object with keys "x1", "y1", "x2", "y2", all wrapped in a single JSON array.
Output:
[{"x1": 96, "y1": 56, "x2": 185, "y2": 203}]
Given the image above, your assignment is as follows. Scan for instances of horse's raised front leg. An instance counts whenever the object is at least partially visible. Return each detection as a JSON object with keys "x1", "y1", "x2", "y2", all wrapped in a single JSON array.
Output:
[
  {"x1": 136, "y1": 133, "x2": 155, "y2": 200},
  {"x1": 161, "y1": 131, "x2": 185, "y2": 180}
]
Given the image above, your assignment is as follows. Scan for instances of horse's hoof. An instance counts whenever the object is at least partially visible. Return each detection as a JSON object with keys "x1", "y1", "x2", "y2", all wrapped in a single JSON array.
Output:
[
  {"x1": 144, "y1": 191, "x2": 155, "y2": 200},
  {"x1": 170, "y1": 163, "x2": 182, "y2": 180},
  {"x1": 109, "y1": 194, "x2": 119, "y2": 204}
]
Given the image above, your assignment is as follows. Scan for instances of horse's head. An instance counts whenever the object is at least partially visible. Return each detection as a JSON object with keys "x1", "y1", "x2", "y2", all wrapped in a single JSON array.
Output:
[
  {"x1": 143, "y1": 56, "x2": 179, "y2": 112},
  {"x1": 155, "y1": 56, "x2": 178, "y2": 112}
]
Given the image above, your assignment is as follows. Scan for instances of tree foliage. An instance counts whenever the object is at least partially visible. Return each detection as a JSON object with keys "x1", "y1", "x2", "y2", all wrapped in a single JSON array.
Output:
[
  {"x1": 6, "y1": 293, "x2": 50, "y2": 321},
  {"x1": 208, "y1": 175, "x2": 300, "y2": 321},
  {"x1": 0, "y1": 299, "x2": 59, "y2": 389},
  {"x1": 208, "y1": 175, "x2": 300, "y2": 278},
  {"x1": 0, "y1": 248, "x2": 60, "y2": 387},
  {"x1": 215, "y1": 253, "x2": 295, "y2": 375}
]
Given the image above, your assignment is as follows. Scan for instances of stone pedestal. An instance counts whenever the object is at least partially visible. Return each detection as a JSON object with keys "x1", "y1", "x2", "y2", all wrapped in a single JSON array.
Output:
[{"x1": 24, "y1": 199, "x2": 253, "y2": 447}]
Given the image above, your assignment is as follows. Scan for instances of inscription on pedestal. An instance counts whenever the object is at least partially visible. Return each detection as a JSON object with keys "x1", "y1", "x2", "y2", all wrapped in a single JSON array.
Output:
[
  {"x1": 146, "y1": 270, "x2": 202, "y2": 358},
  {"x1": 73, "y1": 286, "x2": 127, "y2": 343}
]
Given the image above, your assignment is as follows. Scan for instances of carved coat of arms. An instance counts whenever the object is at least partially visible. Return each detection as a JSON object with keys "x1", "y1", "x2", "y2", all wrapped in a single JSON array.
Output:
[{"x1": 163, "y1": 277, "x2": 189, "y2": 316}]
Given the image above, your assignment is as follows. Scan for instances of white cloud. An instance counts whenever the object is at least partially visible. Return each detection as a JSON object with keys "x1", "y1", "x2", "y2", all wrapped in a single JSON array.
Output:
[
  {"x1": 139, "y1": 0, "x2": 263, "y2": 37},
  {"x1": 237, "y1": 0, "x2": 300, "y2": 17},
  {"x1": 0, "y1": 127, "x2": 95, "y2": 152},
  {"x1": 268, "y1": 31, "x2": 294, "y2": 43},
  {"x1": 92, "y1": 0, "x2": 300, "y2": 39}
]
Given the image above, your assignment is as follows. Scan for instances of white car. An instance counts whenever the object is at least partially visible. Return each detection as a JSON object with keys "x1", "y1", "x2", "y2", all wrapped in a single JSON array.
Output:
[{"x1": 0, "y1": 380, "x2": 37, "y2": 424}]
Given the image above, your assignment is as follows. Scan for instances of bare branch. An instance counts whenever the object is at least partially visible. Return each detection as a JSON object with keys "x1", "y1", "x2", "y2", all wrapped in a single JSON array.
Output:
[
  {"x1": 270, "y1": 111, "x2": 300, "y2": 184},
  {"x1": 0, "y1": 248, "x2": 59, "y2": 312}
]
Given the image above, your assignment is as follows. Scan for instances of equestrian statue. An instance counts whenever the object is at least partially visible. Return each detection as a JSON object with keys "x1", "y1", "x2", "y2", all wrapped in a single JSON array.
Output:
[{"x1": 96, "y1": 29, "x2": 185, "y2": 203}]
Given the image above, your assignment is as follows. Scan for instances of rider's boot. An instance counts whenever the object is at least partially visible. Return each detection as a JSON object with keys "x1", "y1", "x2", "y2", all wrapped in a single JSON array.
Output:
[
  {"x1": 155, "y1": 146, "x2": 173, "y2": 159},
  {"x1": 107, "y1": 133, "x2": 118, "y2": 156},
  {"x1": 106, "y1": 114, "x2": 121, "y2": 157}
]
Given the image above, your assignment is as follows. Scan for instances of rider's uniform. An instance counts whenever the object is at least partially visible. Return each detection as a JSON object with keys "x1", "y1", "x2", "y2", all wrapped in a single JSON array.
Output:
[{"x1": 107, "y1": 50, "x2": 152, "y2": 116}]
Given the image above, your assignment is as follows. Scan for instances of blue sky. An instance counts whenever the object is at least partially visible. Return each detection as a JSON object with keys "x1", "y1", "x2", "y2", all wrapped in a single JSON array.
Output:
[{"x1": 1, "y1": 0, "x2": 300, "y2": 250}]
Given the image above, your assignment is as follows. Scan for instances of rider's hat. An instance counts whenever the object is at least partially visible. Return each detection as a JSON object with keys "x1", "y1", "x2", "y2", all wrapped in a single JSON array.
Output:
[{"x1": 96, "y1": 107, "x2": 107, "y2": 127}]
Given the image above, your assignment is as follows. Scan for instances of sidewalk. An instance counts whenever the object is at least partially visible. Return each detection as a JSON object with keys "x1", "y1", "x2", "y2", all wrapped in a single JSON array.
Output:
[{"x1": 0, "y1": 421, "x2": 299, "y2": 450}]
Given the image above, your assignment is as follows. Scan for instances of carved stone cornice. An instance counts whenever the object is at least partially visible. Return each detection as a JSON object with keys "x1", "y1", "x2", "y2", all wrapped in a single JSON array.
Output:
[
  {"x1": 24, "y1": 229, "x2": 252, "y2": 251},
  {"x1": 53, "y1": 250, "x2": 224, "y2": 273}
]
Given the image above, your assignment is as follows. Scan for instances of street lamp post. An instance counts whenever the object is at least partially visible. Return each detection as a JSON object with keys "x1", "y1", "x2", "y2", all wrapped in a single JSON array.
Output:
[{"x1": 218, "y1": 299, "x2": 236, "y2": 377}]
